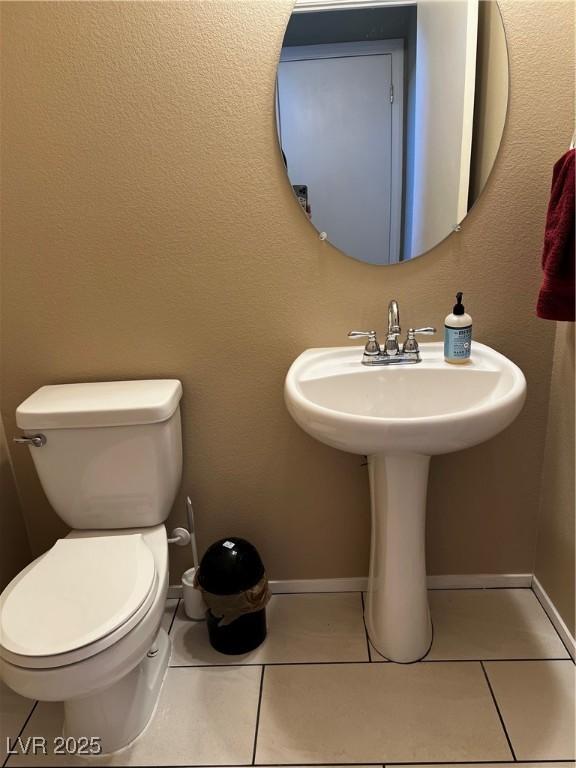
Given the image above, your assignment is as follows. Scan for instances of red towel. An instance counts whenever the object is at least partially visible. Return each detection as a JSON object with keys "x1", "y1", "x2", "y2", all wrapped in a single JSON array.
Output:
[{"x1": 536, "y1": 148, "x2": 575, "y2": 321}]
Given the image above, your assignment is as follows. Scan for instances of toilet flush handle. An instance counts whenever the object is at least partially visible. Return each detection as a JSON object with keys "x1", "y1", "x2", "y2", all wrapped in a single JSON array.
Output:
[
  {"x1": 13, "y1": 434, "x2": 47, "y2": 448},
  {"x1": 167, "y1": 527, "x2": 191, "y2": 546}
]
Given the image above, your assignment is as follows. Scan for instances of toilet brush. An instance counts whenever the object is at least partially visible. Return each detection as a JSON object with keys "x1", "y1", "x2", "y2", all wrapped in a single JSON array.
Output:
[
  {"x1": 181, "y1": 496, "x2": 205, "y2": 620},
  {"x1": 185, "y1": 496, "x2": 199, "y2": 570}
]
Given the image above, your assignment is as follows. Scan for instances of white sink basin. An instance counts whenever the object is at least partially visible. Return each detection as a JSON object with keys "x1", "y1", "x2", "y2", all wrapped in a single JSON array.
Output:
[
  {"x1": 285, "y1": 341, "x2": 526, "y2": 663},
  {"x1": 285, "y1": 342, "x2": 526, "y2": 456}
]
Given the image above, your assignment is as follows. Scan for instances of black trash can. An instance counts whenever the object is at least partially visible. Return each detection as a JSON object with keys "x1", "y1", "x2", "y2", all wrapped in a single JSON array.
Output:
[{"x1": 196, "y1": 538, "x2": 270, "y2": 655}]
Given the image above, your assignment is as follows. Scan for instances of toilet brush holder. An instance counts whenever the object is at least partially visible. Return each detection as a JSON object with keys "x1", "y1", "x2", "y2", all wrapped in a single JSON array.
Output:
[{"x1": 182, "y1": 567, "x2": 206, "y2": 621}]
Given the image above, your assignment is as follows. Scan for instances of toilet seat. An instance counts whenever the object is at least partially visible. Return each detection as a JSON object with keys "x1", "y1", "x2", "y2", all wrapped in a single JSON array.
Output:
[{"x1": 0, "y1": 534, "x2": 157, "y2": 669}]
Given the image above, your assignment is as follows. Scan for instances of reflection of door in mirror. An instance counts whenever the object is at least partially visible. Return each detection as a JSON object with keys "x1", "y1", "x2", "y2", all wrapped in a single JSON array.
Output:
[
  {"x1": 410, "y1": 0, "x2": 478, "y2": 259},
  {"x1": 277, "y1": 41, "x2": 404, "y2": 265}
]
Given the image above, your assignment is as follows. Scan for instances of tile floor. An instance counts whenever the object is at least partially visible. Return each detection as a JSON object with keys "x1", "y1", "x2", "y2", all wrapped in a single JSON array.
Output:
[{"x1": 2, "y1": 588, "x2": 574, "y2": 766}]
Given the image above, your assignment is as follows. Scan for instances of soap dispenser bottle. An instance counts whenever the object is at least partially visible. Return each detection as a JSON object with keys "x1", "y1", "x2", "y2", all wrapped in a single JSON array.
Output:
[{"x1": 444, "y1": 292, "x2": 472, "y2": 364}]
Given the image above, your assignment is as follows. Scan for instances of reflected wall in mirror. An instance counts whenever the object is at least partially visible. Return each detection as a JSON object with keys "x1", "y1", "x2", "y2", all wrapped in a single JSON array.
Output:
[{"x1": 276, "y1": 0, "x2": 509, "y2": 265}]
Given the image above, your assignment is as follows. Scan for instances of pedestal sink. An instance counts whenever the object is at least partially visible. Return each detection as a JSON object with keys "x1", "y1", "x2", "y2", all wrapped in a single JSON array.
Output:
[{"x1": 284, "y1": 341, "x2": 526, "y2": 662}]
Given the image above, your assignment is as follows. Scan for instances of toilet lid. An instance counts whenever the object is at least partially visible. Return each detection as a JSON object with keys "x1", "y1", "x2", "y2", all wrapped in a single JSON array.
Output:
[{"x1": 0, "y1": 535, "x2": 156, "y2": 667}]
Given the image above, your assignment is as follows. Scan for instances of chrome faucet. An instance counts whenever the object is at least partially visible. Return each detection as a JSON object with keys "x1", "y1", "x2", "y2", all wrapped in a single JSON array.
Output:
[
  {"x1": 348, "y1": 299, "x2": 436, "y2": 365},
  {"x1": 384, "y1": 299, "x2": 401, "y2": 356}
]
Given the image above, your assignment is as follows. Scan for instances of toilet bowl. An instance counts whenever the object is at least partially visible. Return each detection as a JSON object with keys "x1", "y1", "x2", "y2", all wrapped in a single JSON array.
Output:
[
  {"x1": 0, "y1": 380, "x2": 183, "y2": 753},
  {"x1": 0, "y1": 525, "x2": 170, "y2": 753}
]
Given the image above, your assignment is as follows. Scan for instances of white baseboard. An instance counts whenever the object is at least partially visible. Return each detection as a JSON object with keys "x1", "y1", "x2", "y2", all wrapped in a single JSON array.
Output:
[
  {"x1": 167, "y1": 577, "x2": 366, "y2": 598},
  {"x1": 531, "y1": 575, "x2": 576, "y2": 661},
  {"x1": 168, "y1": 572, "x2": 532, "y2": 599},
  {"x1": 427, "y1": 573, "x2": 532, "y2": 589}
]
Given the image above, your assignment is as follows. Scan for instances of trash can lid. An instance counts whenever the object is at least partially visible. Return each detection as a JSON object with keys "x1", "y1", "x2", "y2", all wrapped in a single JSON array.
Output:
[{"x1": 197, "y1": 538, "x2": 265, "y2": 595}]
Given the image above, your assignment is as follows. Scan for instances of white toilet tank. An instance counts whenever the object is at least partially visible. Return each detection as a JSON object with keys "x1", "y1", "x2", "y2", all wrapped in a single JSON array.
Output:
[{"x1": 15, "y1": 380, "x2": 183, "y2": 530}]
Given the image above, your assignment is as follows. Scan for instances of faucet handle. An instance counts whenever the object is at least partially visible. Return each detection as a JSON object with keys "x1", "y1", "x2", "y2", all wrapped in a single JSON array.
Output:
[
  {"x1": 348, "y1": 330, "x2": 380, "y2": 357},
  {"x1": 348, "y1": 330, "x2": 377, "y2": 339},
  {"x1": 402, "y1": 327, "x2": 437, "y2": 354}
]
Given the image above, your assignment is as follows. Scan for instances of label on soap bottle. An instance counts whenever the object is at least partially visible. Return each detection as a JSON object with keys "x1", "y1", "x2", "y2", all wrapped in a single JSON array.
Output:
[{"x1": 444, "y1": 325, "x2": 472, "y2": 360}]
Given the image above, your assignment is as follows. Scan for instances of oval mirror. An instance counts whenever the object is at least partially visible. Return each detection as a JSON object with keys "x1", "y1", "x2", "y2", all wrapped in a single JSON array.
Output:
[{"x1": 276, "y1": 0, "x2": 509, "y2": 264}]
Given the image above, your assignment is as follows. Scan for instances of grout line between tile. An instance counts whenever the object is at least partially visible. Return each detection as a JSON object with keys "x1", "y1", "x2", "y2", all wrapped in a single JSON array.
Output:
[
  {"x1": 168, "y1": 655, "x2": 570, "y2": 669},
  {"x1": 251, "y1": 666, "x2": 265, "y2": 766},
  {"x1": 3, "y1": 700, "x2": 38, "y2": 768},
  {"x1": 170, "y1": 660, "x2": 373, "y2": 669},
  {"x1": 123, "y1": 760, "x2": 572, "y2": 767},
  {"x1": 167, "y1": 598, "x2": 180, "y2": 635},
  {"x1": 376, "y1": 657, "x2": 570, "y2": 664},
  {"x1": 480, "y1": 661, "x2": 517, "y2": 761},
  {"x1": 384, "y1": 762, "x2": 572, "y2": 766},
  {"x1": 360, "y1": 591, "x2": 372, "y2": 661}
]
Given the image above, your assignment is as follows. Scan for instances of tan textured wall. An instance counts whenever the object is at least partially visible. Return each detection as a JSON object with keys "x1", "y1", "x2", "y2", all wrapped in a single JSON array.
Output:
[
  {"x1": 535, "y1": 323, "x2": 575, "y2": 635},
  {"x1": 0, "y1": 1, "x2": 573, "y2": 583},
  {"x1": 0, "y1": 417, "x2": 32, "y2": 590}
]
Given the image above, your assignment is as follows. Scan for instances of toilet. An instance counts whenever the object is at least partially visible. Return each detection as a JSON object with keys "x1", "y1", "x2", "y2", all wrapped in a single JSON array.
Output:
[{"x1": 0, "y1": 379, "x2": 183, "y2": 753}]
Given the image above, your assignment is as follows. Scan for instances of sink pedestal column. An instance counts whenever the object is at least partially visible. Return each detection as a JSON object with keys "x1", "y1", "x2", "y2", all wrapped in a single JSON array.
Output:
[{"x1": 364, "y1": 453, "x2": 432, "y2": 663}]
